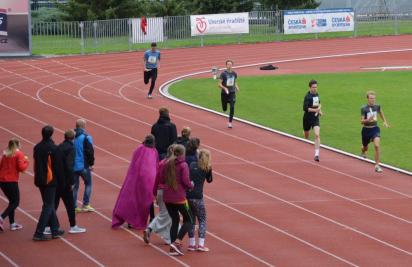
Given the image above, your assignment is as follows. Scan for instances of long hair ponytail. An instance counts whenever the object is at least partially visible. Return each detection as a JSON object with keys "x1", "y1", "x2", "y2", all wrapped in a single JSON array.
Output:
[
  {"x1": 164, "y1": 144, "x2": 185, "y2": 191},
  {"x1": 5, "y1": 138, "x2": 20, "y2": 157},
  {"x1": 165, "y1": 155, "x2": 177, "y2": 191},
  {"x1": 198, "y1": 149, "x2": 211, "y2": 172}
]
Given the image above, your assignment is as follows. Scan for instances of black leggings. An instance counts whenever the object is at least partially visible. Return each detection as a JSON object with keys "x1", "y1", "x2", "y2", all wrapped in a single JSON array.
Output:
[
  {"x1": 221, "y1": 93, "x2": 236, "y2": 122},
  {"x1": 165, "y1": 202, "x2": 193, "y2": 243},
  {"x1": 0, "y1": 182, "x2": 19, "y2": 224},
  {"x1": 149, "y1": 202, "x2": 155, "y2": 222},
  {"x1": 144, "y1": 68, "x2": 158, "y2": 95},
  {"x1": 54, "y1": 187, "x2": 76, "y2": 227}
]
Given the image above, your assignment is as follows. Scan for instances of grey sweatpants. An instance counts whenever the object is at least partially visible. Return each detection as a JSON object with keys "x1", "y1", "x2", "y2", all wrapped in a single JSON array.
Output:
[{"x1": 147, "y1": 189, "x2": 172, "y2": 243}]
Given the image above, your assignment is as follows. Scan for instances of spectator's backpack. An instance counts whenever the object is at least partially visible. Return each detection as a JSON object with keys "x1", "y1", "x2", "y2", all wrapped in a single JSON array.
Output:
[{"x1": 83, "y1": 134, "x2": 95, "y2": 167}]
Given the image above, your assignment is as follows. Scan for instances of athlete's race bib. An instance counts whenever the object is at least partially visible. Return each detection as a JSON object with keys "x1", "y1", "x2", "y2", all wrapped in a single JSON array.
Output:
[
  {"x1": 367, "y1": 109, "x2": 377, "y2": 121},
  {"x1": 312, "y1": 96, "x2": 319, "y2": 107},
  {"x1": 148, "y1": 56, "x2": 157, "y2": 64},
  {"x1": 226, "y1": 77, "x2": 235, "y2": 87}
]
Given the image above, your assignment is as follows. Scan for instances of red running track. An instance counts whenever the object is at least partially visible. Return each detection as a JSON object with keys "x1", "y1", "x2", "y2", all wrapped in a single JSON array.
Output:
[{"x1": 0, "y1": 35, "x2": 412, "y2": 267}]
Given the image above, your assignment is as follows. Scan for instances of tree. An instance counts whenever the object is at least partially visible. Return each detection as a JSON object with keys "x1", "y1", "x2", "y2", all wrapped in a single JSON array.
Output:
[
  {"x1": 56, "y1": 0, "x2": 146, "y2": 21},
  {"x1": 31, "y1": 7, "x2": 65, "y2": 23},
  {"x1": 189, "y1": 0, "x2": 254, "y2": 14},
  {"x1": 145, "y1": 0, "x2": 189, "y2": 17},
  {"x1": 261, "y1": 0, "x2": 320, "y2": 10}
]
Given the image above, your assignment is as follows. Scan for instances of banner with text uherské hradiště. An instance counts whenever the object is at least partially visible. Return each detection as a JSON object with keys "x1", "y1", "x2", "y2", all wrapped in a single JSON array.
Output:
[
  {"x1": 0, "y1": 0, "x2": 31, "y2": 56},
  {"x1": 284, "y1": 8, "x2": 354, "y2": 35},
  {"x1": 190, "y1": 12, "x2": 249, "y2": 36}
]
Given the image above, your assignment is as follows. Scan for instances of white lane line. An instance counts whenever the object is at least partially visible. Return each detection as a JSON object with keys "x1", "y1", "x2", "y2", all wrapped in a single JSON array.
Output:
[
  {"x1": 0, "y1": 195, "x2": 105, "y2": 267},
  {"x1": 36, "y1": 59, "x2": 412, "y2": 228},
  {"x1": 0, "y1": 126, "x2": 191, "y2": 267},
  {"x1": 0, "y1": 126, "x2": 274, "y2": 267},
  {"x1": 30, "y1": 70, "x2": 412, "y2": 227},
  {"x1": 0, "y1": 118, "x2": 273, "y2": 266},
  {"x1": 0, "y1": 252, "x2": 19, "y2": 267},
  {"x1": 2, "y1": 66, "x2": 411, "y2": 258},
  {"x1": 38, "y1": 74, "x2": 412, "y2": 228},
  {"x1": 3, "y1": 52, "x2": 412, "y2": 262},
  {"x1": 361, "y1": 66, "x2": 412, "y2": 71},
  {"x1": 0, "y1": 125, "x2": 354, "y2": 266},
  {"x1": 0, "y1": 106, "x2": 386, "y2": 265},
  {"x1": 159, "y1": 48, "x2": 412, "y2": 177}
]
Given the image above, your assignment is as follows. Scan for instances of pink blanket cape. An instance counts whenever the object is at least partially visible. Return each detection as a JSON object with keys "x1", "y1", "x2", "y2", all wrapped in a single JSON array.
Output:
[{"x1": 112, "y1": 145, "x2": 158, "y2": 229}]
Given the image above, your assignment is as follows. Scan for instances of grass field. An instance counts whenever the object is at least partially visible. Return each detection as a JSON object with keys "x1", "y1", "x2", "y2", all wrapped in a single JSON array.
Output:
[
  {"x1": 168, "y1": 71, "x2": 412, "y2": 171},
  {"x1": 32, "y1": 20, "x2": 412, "y2": 55}
]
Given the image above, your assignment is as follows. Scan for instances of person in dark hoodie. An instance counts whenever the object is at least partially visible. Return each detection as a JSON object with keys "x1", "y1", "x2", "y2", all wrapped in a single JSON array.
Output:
[
  {"x1": 175, "y1": 127, "x2": 191, "y2": 150},
  {"x1": 44, "y1": 130, "x2": 86, "y2": 235},
  {"x1": 151, "y1": 107, "x2": 177, "y2": 160},
  {"x1": 185, "y1": 138, "x2": 200, "y2": 167},
  {"x1": 33, "y1": 125, "x2": 64, "y2": 241},
  {"x1": 73, "y1": 119, "x2": 95, "y2": 213}
]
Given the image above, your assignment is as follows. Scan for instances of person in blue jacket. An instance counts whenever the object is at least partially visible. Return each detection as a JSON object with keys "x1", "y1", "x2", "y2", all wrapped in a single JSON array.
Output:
[{"x1": 73, "y1": 119, "x2": 95, "y2": 213}]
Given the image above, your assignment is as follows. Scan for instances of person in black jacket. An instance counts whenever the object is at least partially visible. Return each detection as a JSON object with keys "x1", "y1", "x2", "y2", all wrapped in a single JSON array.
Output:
[
  {"x1": 175, "y1": 126, "x2": 191, "y2": 150},
  {"x1": 32, "y1": 125, "x2": 64, "y2": 241},
  {"x1": 187, "y1": 149, "x2": 213, "y2": 252},
  {"x1": 185, "y1": 138, "x2": 200, "y2": 167},
  {"x1": 45, "y1": 130, "x2": 86, "y2": 235},
  {"x1": 151, "y1": 107, "x2": 177, "y2": 160}
]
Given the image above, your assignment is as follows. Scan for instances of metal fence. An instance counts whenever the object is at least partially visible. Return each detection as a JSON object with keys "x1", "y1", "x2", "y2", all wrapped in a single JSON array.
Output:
[{"x1": 31, "y1": 9, "x2": 412, "y2": 55}]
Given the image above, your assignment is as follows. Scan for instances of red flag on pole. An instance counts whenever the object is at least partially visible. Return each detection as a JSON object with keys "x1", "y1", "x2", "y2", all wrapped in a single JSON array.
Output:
[{"x1": 141, "y1": 16, "x2": 147, "y2": 35}]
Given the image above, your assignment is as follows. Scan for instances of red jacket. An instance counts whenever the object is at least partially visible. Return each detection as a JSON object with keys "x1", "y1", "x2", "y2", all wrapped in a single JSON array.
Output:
[{"x1": 0, "y1": 150, "x2": 29, "y2": 182}]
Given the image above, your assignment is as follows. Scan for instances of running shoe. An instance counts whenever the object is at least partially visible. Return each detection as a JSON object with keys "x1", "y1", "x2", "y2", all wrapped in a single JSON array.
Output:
[
  {"x1": 33, "y1": 234, "x2": 50, "y2": 241},
  {"x1": 187, "y1": 245, "x2": 197, "y2": 251},
  {"x1": 170, "y1": 242, "x2": 184, "y2": 256},
  {"x1": 314, "y1": 155, "x2": 320, "y2": 162},
  {"x1": 197, "y1": 246, "x2": 210, "y2": 252},
  {"x1": 52, "y1": 229, "x2": 65, "y2": 239},
  {"x1": 228, "y1": 122, "x2": 233, "y2": 128},
  {"x1": 75, "y1": 207, "x2": 83, "y2": 213},
  {"x1": 43, "y1": 226, "x2": 52, "y2": 235},
  {"x1": 143, "y1": 228, "x2": 151, "y2": 244},
  {"x1": 375, "y1": 165, "x2": 383, "y2": 173},
  {"x1": 147, "y1": 94, "x2": 153, "y2": 99},
  {"x1": 169, "y1": 247, "x2": 179, "y2": 256},
  {"x1": 82, "y1": 205, "x2": 95, "y2": 212},
  {"x1": 10, "y1": 223, "x2": 23, "y2": 231},
  {"x1": 69, "y1": 225, "x2": 86, "y2": 234}
]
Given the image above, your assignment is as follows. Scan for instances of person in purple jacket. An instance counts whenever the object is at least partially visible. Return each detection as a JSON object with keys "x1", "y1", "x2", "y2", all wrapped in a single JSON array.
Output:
[{"x1": 154, "y1": 144, "x2": 194, "y2": 256}]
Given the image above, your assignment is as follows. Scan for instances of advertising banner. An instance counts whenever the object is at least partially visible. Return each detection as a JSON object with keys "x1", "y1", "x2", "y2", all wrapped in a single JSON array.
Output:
[
  {"x1": 284, "y1": 8, "x2": 354, "y2": 35},
  {"x1": 191, "y1": 12, "x2": 249, "y2": 36},
  {"x1": 0, "y1": 0, "x2": 31, "y2": 56}
]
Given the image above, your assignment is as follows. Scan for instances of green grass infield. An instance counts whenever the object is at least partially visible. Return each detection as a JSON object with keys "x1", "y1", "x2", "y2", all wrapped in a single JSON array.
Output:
[{"x1": 169, "y1": 71, "x2": 412, "y2": 171}]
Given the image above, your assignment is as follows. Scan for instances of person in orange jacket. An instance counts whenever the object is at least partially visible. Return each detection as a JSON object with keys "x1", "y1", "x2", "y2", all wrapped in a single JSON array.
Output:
[{"x1": 0, "y1": 138, "x2": 29, "y2": 232}]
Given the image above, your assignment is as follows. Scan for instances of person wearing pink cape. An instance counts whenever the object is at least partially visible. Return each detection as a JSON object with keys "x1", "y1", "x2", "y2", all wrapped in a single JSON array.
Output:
[{"x1": 112, "y1": 135, "x2": 159, "y2": 229}]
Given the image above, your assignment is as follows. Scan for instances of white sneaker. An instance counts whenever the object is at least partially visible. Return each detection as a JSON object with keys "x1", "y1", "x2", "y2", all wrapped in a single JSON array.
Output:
[
  {"x1": 197, "y1": 245, "x2": 210, "y2": 252},
  {"x1": 10, "y1": 223, "x2": 23, "y2": 231},
  {"x1": 43, "y1": 226, "x2": 52, "y2": 235},
  {"x1": 375, "y1": 165, "x2": 383, "y2": 173},
  {"x1": 82, "y1": 205, "x2": 95, "y2": 212},
  {"x1": 147, "y1": 94, "x2": 153, "y2": 99},
  {"x1": 227, "y1": 122, "x2": 233, "y2": 128},
  {"x1": 69, "y1": 225, "x2": 86, "y2": 234}
]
